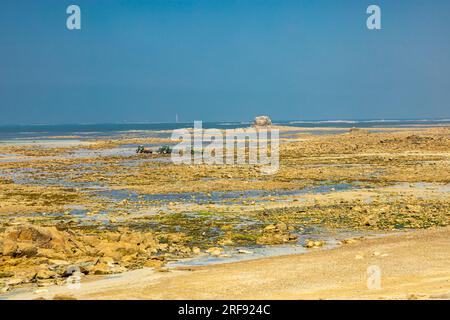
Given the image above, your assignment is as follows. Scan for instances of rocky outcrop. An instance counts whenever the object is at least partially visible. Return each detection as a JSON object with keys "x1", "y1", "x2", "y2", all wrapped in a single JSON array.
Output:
[
  {"x1": 256, "y1": 222, "x2": 298, "y2": 245},
  {"x1": 2, "y1": 225, "x2": 76, "y2": 258},
  {"x1": 0, "y1": 225, "x2": 171, "y2": 291},
  {"x1": 253, "y1": 116, "x2": 272, "y2": 127}
]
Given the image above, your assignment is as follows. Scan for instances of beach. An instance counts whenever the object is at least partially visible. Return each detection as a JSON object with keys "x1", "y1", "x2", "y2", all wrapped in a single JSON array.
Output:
[
  {"x1": 6, "y1": 226, "x2": 450, "y2": 300},
  {"x1": 0, "y1": 122, "x2": 449, "y2": 300}
]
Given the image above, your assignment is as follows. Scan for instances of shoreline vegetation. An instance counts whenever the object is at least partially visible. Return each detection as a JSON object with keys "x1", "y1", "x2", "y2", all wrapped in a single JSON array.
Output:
[{"x1": 0, "y1": 124, "x2": 449, "y2": 299}]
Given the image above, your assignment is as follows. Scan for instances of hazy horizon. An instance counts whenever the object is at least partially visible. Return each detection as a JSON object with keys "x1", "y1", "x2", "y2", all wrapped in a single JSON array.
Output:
[
  {"x1": 1, "y1": 117, "x2": 450, "y2": 128},
  {"x1": 1, "y1": 0, "x2": 449, "y2": 125}
]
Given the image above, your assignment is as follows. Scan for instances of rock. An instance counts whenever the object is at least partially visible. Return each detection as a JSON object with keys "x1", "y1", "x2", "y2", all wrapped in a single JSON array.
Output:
[
  {"x1": 305, "y1": 240, "x2": 315, "y2": 248},
  {"x1": 0, "y1": 226, "x2": 160, "y2": 288},
  {"x1": 35, "y1": 269, "x2": 58, "y2": 280},
  {"x1": 2, "y1": 225, "x2": 75, "y2": 258},
  {"x1": 192, "y1": 247, "x2": 201, "y2": 254},
  {"x1": 1, "y1": 286, "x2": 10, "y2": 293},
  {"x1": 257, "y1": 233, "x2": 294, "y2": 245},
  {"x1": 0, "y1": 271, "x2": 14, "y2": 278},
  {"x1": 264, "y1": 224, "x2": 276, "y2": 232},
  {"x1": 340, "y1": 238, "x2": 358, "y2": 245},
  {"x1": 218, "y1": 238, "x2": 234, "y2": 246},
  {"x1": 314, "y1": 241, "x2": 324, "y2": 247},
  {"x1": 304, "y1": 240, "x2": 324, "y2": 248},
  {"x1": 97, "y1": 242, "x2": 140, "y2": 260},
  {"x1": 288, "y1": 234, "x2": 298, "y2": 241},
  {"x1": 99, "y1": 257, "x2": 115, "y2": 266},
  {"x1": 143, "y1": 259, "x2": 164, "y2": 268},
  {"x1": 237, "y1": 249, "x2": 253, "y2": 254},
  {"x1": 166, "y1": 233, "x2": 184, "y2": 244},
  {"x1": 86, "y1": 262, "x2": 111, "y2": 275},
  {"x1": 16, "y1": 245, "x2": 38, "y2": 258},
  {"x1": 253, "y1": 116, "x2": 272, "y2": 127},
  {"x1": 275, "y1": 222, "x2": 288, "y2": 232},
  {"x1": 363, "y1": 215, "x2": 378, "y2": 227},
  {"x1": 6, "y1": 277, "x2": 25, "y2": 286}
]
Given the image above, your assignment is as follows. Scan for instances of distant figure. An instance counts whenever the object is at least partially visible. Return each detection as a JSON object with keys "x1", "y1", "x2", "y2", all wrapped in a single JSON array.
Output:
[
  {"x1": 253, "y1": 116, "x2": 272, "y2": 127},
  {"x1": 136, "y1": 145, "x2": 153, "y2": 154},
  {"x1": 157, "y1": 145, "x2": 172, "y2": 154}
]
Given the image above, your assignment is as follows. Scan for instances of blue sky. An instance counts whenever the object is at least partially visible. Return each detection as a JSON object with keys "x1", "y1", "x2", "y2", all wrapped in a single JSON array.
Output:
[{"x1": 0, "y1": 0, "x2": 449, "y2": 124}]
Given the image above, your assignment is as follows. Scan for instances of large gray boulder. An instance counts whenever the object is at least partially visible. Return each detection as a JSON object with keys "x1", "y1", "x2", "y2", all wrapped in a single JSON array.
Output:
[{"x1": 253, "y1": 116, "x2": 272, "y2": 127}]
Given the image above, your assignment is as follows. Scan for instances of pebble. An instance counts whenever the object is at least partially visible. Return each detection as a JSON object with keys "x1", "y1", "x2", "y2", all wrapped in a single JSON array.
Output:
[{"x1": 237, "y1": 249, "x2": 253, "y2": 254}]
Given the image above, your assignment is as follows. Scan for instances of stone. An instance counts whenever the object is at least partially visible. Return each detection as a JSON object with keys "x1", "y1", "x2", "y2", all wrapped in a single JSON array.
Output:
[
  {"x1": 263, "y1": 224, "x2": 276, "y2": 232},
  {"x1": 275, "y1": 222, "x2": 288, "y2": 232},
  {"x1": 340, "y1": 238, "x2": 358, "y2": 245},
  {"x1": 304, "y1": 240, "x2": 324, "y2": 248},
  {"x1": 1, "y1": 286, "x2": 10, "y2": 293},
  {"x1": 36, "y1": 269, "x2": 58, "y2": 280},
  {"x1": 363, "y1": 215, "x2": 378, "y2": 227},
  {"x1": 143, "y1": 259, "x2": 164, "y2": 268},
  {"x1": 2, "y1": 225, "x2": 74, "y2": 257},
  {"x1": 314, "y1": 241, "x2": 324, "y2": 247},
  {"x1": 206, "y1": 247, "x2": 223, "y2": 256},
  {"x1": 256, "y1": 233, "x2": 293, "y2": 245},
  {"x1": 237, "y1": 249, "x2": 253, "y2": 254},
  {"x1": 86, "y1": 262, "x2": 111, "y2": 275},
  {"x1": 218, "y1": 238, "x2": 234, "y2": 246},
  {"x1": 305, "y1": 240, "x2": 315, "y2": 248}
]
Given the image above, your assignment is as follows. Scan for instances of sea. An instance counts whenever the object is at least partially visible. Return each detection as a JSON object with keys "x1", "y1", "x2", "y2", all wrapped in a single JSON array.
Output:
[{"x1": 0, "y1": 119, "x2": 449, "y2": 142}]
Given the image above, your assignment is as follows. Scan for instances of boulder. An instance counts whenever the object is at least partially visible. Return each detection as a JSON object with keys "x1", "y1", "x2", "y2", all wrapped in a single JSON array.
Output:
[
  {"x1": 206, "y1": 247, "x2": 223, "y2": 256},
  {"x1": 304, "y1": 240, "x2": 325, "y2": 248},
  {"x1": 2, "y1": 225, "x2": 74, "y2": 258},
  {"x1": 253, "y1": 116, "x2": 272, "y2": 127}
]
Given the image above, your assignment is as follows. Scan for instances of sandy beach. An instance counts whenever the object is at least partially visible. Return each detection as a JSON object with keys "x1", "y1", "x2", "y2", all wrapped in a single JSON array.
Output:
[{"x1": 5, "y1": 227, "x2": 450, "y2": 300}]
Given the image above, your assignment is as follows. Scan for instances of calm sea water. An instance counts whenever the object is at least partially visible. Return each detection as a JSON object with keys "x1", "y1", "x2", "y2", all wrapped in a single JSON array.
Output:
[{"x1": 0, "y1": 119, "x2": 449, "y2": 141}]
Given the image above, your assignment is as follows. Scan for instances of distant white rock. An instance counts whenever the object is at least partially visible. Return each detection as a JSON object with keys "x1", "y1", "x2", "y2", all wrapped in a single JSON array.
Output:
[{"x1": 253, "y1": 116, "x2": 272, "y2": 127}]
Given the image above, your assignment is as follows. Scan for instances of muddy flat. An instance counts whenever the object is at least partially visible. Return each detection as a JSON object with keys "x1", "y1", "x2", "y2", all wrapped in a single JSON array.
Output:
[{"x1": 6, "y1": 227, "x2": 449, "y2": 300}]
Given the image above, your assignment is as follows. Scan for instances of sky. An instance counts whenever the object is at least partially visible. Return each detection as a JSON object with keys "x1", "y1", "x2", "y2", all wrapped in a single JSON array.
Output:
[{"x1": 0, "y1": 0, "x2": 449, "y2": 125}]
